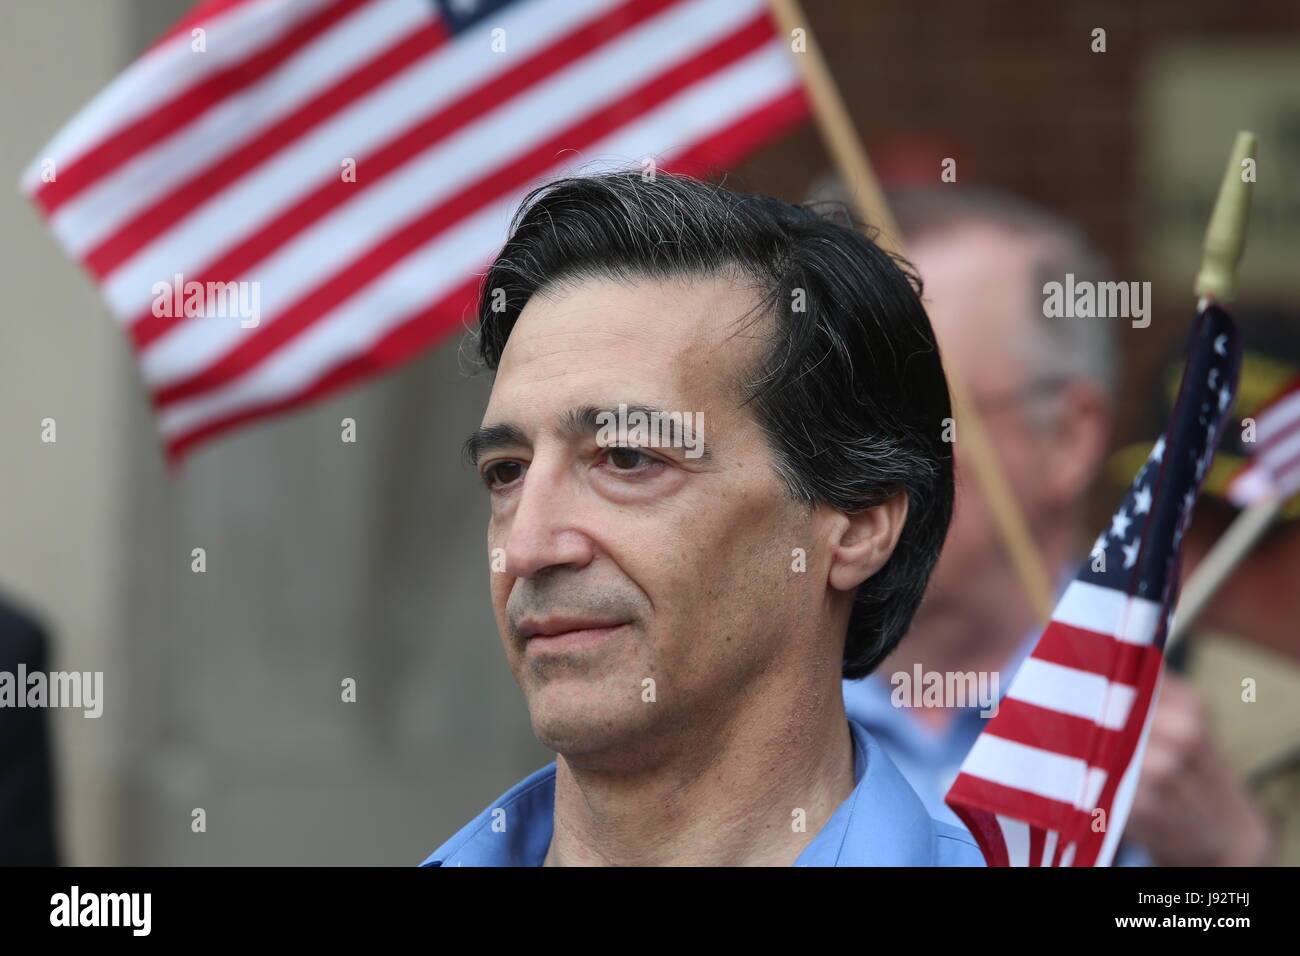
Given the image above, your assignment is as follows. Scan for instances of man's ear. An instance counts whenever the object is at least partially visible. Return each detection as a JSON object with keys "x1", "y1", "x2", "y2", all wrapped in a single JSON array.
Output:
[{"x1": 827, "y1": 490, "x2": 909, "y2": 593}]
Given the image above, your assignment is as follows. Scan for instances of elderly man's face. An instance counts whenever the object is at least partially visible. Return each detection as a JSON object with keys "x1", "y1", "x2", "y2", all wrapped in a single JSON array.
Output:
[
  {"x1": 474, "y1": 273, "x2": 819, "y2": 767},
  {"x1": 910, "y1": 220, "x2": 1110, "y2": 629},
  {"x1": 908, "y1": 223, "x2": 1056, "y2": 619}
]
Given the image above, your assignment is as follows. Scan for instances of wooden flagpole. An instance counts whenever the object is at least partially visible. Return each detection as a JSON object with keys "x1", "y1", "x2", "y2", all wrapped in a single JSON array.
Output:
[
  {"x1": 768, "y1": 0, "x2": 1055, "y2": 621},
  {"x1": 1168, "y1": 496, "x2": 1277, "y2": 648}
]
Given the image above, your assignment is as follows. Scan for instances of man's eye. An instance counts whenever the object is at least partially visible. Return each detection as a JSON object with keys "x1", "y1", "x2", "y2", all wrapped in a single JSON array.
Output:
[
  {"x1": 483, "y1": 461, "x2": 524, "y2": 488},
  {"x1": 602, "y1": 447, "x2": 659, "y2": 472}
]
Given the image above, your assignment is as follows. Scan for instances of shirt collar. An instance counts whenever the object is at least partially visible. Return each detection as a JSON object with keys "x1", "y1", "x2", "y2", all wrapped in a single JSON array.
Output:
[
  {"x1": 422, "y1": 719, "x2": 974, "y2": 866},
  {"x1": 793, "y1": 719, "x2": 954, "y2": 865}
]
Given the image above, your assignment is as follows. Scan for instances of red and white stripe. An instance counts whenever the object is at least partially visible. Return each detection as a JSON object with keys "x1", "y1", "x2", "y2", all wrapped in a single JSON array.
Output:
[
  {"x1": 23, "y1": 0, "x2": 808, "y2": 460},
  {"x1": 946, "y1": 580, "x2": 1164, "y2": 867},
  {"x1": 1228, "y1": 376, "x2": 1300, "y2": 506}
]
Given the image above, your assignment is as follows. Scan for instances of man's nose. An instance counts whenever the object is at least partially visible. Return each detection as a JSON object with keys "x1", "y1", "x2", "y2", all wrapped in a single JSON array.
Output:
[{"x1": 500, "y1": 459, "x2": 595, "y2": 578}]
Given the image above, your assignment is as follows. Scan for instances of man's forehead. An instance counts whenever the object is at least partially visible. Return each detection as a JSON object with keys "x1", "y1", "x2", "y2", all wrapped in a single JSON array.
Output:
[{"x1": 485, "y1": 273, "x2": 766, "y2": 417}]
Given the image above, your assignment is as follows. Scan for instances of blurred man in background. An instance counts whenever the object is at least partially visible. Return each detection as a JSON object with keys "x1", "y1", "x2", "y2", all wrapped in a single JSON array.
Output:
[{"x1": 810, "y1": 180, "x2": 1273, "y2": 865}]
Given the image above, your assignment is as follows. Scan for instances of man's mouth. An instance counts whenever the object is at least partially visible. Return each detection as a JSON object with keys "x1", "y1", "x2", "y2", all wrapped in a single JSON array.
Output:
[{"x1": 517, "y1": 616, "x2": 630, "y2": 652}]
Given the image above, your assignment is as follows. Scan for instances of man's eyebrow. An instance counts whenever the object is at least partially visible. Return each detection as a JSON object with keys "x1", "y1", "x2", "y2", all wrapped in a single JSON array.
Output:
[
  {"x1": 462, "y1": 422, "x2": 528, "y2": 467},
  {"x1": 464, "y1": 405, "x2": 712, "y2": 466},
  {"x1": 563, "y1": 404, "x2": 711, "y2": 461}
]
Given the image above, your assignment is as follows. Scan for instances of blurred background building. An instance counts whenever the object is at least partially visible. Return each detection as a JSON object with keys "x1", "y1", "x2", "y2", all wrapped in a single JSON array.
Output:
[{"x1": 1, "y1": 0, "x2": 1297, "y2": 864}]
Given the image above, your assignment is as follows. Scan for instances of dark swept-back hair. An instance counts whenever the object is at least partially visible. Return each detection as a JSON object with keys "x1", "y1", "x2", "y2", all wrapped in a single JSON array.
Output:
[{"x1": 470, "y1": 170, "x2": 953, "y2": 680}]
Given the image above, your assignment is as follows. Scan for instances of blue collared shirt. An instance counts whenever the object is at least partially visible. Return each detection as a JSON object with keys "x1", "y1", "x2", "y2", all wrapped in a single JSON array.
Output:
[{"x1": 421, "y1": 719, "x2": 985, "y2": 866}]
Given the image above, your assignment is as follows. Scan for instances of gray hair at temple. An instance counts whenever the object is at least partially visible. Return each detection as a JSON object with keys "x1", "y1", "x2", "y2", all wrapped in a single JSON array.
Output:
[{"x1": 805, "y1": 176, "x2": 1118, "y2": 405}]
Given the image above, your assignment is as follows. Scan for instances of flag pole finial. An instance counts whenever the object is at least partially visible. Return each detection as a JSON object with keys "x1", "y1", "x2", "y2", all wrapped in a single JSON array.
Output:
[{"x1": 1193, "y1": 130, "x2": 1256, "y2": 303}]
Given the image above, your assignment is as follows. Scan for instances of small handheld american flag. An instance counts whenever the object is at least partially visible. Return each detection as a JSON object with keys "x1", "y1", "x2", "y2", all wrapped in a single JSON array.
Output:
[
  {"x1": 944, "y1": 303, "x2": 1243, "y2": 867},
  {"x1": 1227, "y1": 373, "x2": 1300, "y2": 507}
]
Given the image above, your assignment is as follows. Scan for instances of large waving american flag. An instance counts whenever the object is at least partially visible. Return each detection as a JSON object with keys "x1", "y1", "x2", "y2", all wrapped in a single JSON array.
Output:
[
  {"x1": 21, "y1": 0, "x2": 807, "y2": 462},
  {"x1": 945, "y1": 304, "x2": 1242, "y2": 867}
]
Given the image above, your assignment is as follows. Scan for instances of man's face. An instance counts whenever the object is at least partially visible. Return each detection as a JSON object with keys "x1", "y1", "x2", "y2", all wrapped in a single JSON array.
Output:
[{"x1": 472, "y1": 273, "x2": 821, "y2": 768}]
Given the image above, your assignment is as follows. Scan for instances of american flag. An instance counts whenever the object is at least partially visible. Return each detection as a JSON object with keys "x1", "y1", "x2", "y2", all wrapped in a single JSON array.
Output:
[
  {"x1": 21, "y1": 0, "x2": 807, "y2": 462},
  {"x1": 1227, "y1": 373, "x2": 1300, "y2": 506},
  {"x1": 944, "y1": 304, "x2": 1242, "y2": 867}
]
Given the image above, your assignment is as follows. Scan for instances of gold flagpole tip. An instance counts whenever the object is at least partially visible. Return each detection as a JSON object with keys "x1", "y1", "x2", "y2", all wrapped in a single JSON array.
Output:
[{"x1": 1193, "y1": 130, "x2": 1257, "y2": 303}]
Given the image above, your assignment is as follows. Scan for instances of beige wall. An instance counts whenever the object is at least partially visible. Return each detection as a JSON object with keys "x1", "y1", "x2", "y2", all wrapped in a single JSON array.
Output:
[{"x1": 1, "y1": 0, "x2": 549, "y2": 865}]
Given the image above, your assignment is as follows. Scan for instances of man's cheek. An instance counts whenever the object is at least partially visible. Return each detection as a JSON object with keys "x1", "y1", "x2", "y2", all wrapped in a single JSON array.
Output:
[
  {"x1": 488, "y1": 575, "x2": 515, "y2": 638},
  {"x1": 487, "y1": 570, "x2": 506, "y2": 607}
]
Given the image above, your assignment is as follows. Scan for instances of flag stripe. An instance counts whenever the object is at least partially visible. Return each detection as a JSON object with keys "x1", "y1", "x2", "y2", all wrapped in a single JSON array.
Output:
[
  {"x1": 1257, "y1": 396, "x2": 1300, "y2": 451},
  {"x1": 33, "y1": 0, "x2": 368, "y2": 215},
  {"x1": 1051, "y1": 581, "x2": 1161, "y2": 646},
  {"x1": 1006, "y1": 657, "x2": 1136, "y2": 730},
  {"x1": 21, "y1": 0, "x2": 327, "y2": 194},
  {"x1": 49, "y1": 0, "x2": 430, "y2": 262},
  {"x1": 952, "y1": 773, "x2": 1093, "y2": 833},
  {"x1": 1030, "y1": 620, "x2": 1160, "y2": 680},
  {"x1": 1003, "y1": 817, "x2": 1032, "y2": 868},
  {"x1": 1258, "y1": 428, "x2": 1300, "y2": 477},
  {"x1": 957, "y1": 732, "x2": 1108, "y2": 808},
  {"x1": 164, "y1": 274, "x2": 482, "y2": 462},
  {"x1": 82, "y1": 10, "x2": 444, "y2": 276},
  {"x1": 1229, "y1": 381, "x2": 1300, "y2": 502},
  {"x1": 984, "y1": 698, "x2": 1124, "y2": 762}
]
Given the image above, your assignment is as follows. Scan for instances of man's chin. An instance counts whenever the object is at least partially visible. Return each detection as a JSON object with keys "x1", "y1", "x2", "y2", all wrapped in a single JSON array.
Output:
[{"x1": 526, "y1": 692, "x2": 656, "y2": 763}]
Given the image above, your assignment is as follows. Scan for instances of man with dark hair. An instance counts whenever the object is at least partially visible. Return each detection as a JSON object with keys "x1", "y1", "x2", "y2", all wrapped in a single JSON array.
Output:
[{"x1": 421, "y1": 170, "x2": 980, "y2": 866}]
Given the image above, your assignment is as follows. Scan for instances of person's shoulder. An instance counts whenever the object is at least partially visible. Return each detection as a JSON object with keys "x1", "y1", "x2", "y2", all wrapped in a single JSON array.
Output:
[
  {"x1": 932, "y1": 820, "x2": 986, "y2": 867},
  {"x1": 0, "y1": 598, "x2": 49, "y2": 668},
  {"x1": 419, "y1": 762, "x2": 557, "y2": 867}
]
